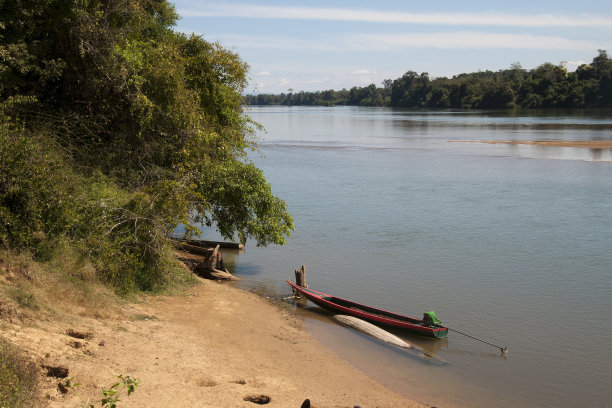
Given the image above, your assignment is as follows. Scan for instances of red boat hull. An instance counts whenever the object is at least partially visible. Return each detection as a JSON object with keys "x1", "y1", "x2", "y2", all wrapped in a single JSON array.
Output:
[{"x1": 287, "y1": 281, "x2": 448, "y2": 339}]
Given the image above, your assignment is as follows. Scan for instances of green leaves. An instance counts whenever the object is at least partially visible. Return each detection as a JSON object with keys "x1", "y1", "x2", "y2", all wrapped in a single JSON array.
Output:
[
  {"x1": 0, "y1": 122, "x2": 74, "y2": 252},
  {"x1": 73, "y1": 374, "x2": 139, "y2": 408},
  {"x1": 99, "y1": 375, "x2": 139, "y2": 407},
  {"x1": 1, "y1": 0, "x2": 293, "y2": 292},
  {"x1": 192, "y1": 160, "x2": 293, "y2": 246}
]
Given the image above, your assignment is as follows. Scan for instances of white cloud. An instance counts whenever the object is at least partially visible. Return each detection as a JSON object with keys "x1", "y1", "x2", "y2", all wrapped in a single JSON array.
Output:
[
  {"x1": 256, "y1": 70, "x2": 271, "y2": 76},
  {"x1": 201, "y1": 34, "x2": 340, "y2": 52},
  {"x1": 250, "y1": 81, "x2": 266, "y2": 92},
  {"x1": 245, "y1": 71, "x2": 353, "y2": 93},
  {"x1": 350, "y1": 32, "x2": 605, "y2": 51},
  {"x1": 562, "y1": 60, "x2": 588, "y2": 71},
  {"x1": 203, "y1": 32, "x2": 609, "y2": 53},
  {"x1": 178, "y1": 4, "x2": 612, "y2": 28},
  {"x1": 346, "y1": 69, "x2": 379, "y2": 86},
  {"x1": 350, "y1": 69, "x2": 377, "y2": 75},
  {"x1": 304, "y1": 78, "x2": 331, "y2": 85}
]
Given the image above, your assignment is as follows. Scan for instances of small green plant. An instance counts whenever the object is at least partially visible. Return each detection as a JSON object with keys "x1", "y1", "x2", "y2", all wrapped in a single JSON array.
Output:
[
  {"x1": 64, "y1": 377, "x2": 81, "y2": 391},
  {"x1": 77, "y1": 375, "x2": 139, "y2": 408}
]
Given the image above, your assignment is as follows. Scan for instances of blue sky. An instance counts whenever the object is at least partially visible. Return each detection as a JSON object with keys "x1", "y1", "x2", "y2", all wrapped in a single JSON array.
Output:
[{"x1": 172, "y1": 0, "x2": 612, "y2": 94}]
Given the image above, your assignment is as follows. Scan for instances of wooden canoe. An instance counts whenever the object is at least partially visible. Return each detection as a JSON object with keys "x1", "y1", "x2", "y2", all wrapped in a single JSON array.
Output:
[{"x1": 287, "y1": 280, "x2": 448, "y2": 339}]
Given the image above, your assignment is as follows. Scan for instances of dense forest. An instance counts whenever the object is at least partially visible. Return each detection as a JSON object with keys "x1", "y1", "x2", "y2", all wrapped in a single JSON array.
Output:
[
  {"x1": 0, "y1": 0, "x2": 293, "y2": 292},
  {"x1": 246, "y1": 51, "x2": 612, "y2": 109}
]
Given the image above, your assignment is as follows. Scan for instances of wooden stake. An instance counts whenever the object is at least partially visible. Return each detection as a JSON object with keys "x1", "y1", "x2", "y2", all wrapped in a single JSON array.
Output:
[{"x1": 295, "y1": 264, "x2": 308, "y2": 288}]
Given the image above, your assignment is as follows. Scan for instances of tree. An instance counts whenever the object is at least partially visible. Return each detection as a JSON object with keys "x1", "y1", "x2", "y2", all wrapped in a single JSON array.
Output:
[
  {"x1": 243, "y1": 51, "x2": 611, "y2": 109},
  {"x1": 592, "y1": 49, "x2": 612, "y2": 78},
  {"x1": 1, "y1": 0, "x2": 293, "y2": 291},
  {"x1": 592, "y1": 50, "x2": 612, "y2": 106}
]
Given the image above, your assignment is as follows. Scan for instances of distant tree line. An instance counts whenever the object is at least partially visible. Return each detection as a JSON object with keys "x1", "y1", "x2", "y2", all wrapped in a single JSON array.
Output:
[{"x1": 245, "y1": 50, "x2": 612, "y2": 109}]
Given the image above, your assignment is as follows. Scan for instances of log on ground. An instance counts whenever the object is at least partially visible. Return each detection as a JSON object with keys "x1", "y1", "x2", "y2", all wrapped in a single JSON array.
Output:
[{"x1": 194, "y1": 245, "x2": 240, "y2": 281}]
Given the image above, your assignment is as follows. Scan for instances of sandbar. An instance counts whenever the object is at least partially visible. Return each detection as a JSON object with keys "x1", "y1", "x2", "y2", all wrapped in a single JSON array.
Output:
[{"x1": 453, "y1": 140, "x2": 612, "y2": 149}]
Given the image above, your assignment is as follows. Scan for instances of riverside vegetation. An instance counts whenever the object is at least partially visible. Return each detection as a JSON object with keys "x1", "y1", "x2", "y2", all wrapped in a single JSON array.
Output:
[
  {"x1": 0, "y1": 0, "x2": 293, "y2": 405},
  {"x1": 246, "y1": 50, "x2": 612, "y2": 109}
]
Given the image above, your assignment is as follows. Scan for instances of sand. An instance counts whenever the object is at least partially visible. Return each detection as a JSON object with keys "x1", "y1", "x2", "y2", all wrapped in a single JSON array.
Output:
[
  {"x1": 2, "y1": 278, "x2": 426, "y2": 408},
  {"x1": 453, "y1": 140, "x2": 612, "y2": 149}
]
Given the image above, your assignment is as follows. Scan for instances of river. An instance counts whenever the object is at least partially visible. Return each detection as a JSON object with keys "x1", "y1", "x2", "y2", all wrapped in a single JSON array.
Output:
[{"x1": 208, "y1": 106, "x2": 612, "y2": 408}]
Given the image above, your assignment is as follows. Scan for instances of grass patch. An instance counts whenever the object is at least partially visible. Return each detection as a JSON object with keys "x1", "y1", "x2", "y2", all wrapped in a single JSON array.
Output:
[
  {"x1": 0, "y1": 339, "x2": 38, "y2": 408},
  {"x1": 0, "y1": 242, "x2": 198, "y2": 325},
  {"x1": 7, "y1": 286, "x2": 38, "y2": 310},
  {"x1": 0, "y1": 247, "x2": 121, "y2": 321}
]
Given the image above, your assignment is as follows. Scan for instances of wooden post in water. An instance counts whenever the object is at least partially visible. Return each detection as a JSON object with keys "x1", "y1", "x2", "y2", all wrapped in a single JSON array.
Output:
[
  {"x1": 295, "y1": 264, "x2": 308, "y2": 288},
  {"x1": 215, "y1": 251, "x2": 226, "y2": 271}
]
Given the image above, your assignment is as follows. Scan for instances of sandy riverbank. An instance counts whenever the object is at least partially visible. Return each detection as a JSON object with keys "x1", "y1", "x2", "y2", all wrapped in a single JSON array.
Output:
[
  {"x1": 2, "y1": 277, "x2": 427, "y2": 407},
  {"x1": 453, "y1": 140, "x2": 612, "y2": 148}
]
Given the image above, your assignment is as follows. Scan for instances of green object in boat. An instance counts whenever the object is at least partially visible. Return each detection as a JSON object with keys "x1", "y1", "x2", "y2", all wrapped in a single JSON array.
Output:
[{"x1": 423, "y1": 310, "x2": 442, "y2": 326}]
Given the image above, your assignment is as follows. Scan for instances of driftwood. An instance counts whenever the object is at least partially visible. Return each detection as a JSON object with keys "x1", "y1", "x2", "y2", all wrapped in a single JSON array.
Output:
[
  {"x1": 170, "y1": 237, "x2": 244, "y2": 257},
  {"x1": 176, "y1": 238, "x2": 244, "y2": 250},
  {"x1": 194, "y1": 245, "x2": 240, "y2": 281},
  {"x1": 176, "y1": 242, "x2": 214, "y2": 257},
  {"x1": 334, "y1": 315, "x2": 424, "y2": 354}
]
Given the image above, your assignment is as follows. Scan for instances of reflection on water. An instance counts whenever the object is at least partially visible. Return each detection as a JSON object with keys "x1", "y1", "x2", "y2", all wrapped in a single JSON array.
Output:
[
  {"x1": 297, "y1": 300, "x2": 447, "y2": 363},
  {"x1": 253, "y1": 106, "x2": 612, "y2": 162},
  {"x1": 286, "y1": 295, "x2": 449, "y2": 362},
  {"x1": 467, "y1": 142, "x2": 612, "y2": 161},
  {"x1": 591, "y1": 148, "x2": 604, "y2": 161},
  {"x1": 391, "y1": 117, "x2": 612, "y2": 131},
  {"x1": 203, "y1": 106, "x2": 612, "y2": 408}
]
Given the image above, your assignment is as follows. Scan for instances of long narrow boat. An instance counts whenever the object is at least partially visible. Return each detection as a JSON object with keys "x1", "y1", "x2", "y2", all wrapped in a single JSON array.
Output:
[{"x1": 287, "y1": 280, "x2": 448, "y2": 339}]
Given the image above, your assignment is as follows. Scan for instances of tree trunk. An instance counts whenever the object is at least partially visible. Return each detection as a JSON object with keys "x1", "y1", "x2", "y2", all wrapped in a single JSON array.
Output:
[{"x1": 194, "y1": 245, "x2": 240, "y2": 281}]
